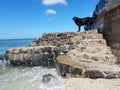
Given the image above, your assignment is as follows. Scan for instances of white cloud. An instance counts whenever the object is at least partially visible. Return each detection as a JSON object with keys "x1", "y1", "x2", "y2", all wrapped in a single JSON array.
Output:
[
  {"x1": 45, "y1": 9, "x2": 57, "y2": 15},
  {"x1": 42, "y1": 0, "x2": 67, "y2": 6}
]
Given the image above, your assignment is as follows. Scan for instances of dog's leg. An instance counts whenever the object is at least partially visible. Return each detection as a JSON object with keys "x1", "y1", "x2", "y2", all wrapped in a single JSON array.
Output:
[{"x1": 77, "y1": 26, "x2": 80, "y2": 32}]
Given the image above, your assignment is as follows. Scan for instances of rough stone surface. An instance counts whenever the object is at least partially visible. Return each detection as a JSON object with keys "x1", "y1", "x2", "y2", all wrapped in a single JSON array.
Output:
[
  {"x1": 56, "y1": 30, "x2": 119, "y2": 79},
  {"x1": 5, "y1": 46, "x2": 57, "y2": 66},
  {"x1": 5, "y1": 30, "x2": 120, "y2": 79},
  {"x1": 29, "y1": 30, "x2": 100, "y2": 47},
  {"x1": 6, "y1": 30, "x2": 101, "y2": 66},
  {"x1": 57, "y1": 52, "x2": 120, "y2": 79}
]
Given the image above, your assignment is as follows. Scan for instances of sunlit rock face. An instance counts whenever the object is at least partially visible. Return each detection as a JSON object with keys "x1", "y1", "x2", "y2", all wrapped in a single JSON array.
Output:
[
  {"x1": 5, "y1": 30, "x2": 101, "y2": 66},
  {"x1": 55, "y1": 30, "x2": 119, "y2": 79},
  {"x1": 5, "y1": 46, "x2": 59, "y2": 67}
]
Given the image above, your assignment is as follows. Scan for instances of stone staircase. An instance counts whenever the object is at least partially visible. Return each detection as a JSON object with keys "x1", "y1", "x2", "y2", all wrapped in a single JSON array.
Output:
[
  {"x1": 56, "y1": 30, "x2": 120, "y2": 79},
  {"x1": 5, "y1": 29, "x2": 120, "y2": 78}
]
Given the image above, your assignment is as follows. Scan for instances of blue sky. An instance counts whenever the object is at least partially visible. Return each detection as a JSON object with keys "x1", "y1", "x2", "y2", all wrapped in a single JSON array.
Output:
[{"x1": 0, "y1": 0, "x2": 99, "y2": 39}]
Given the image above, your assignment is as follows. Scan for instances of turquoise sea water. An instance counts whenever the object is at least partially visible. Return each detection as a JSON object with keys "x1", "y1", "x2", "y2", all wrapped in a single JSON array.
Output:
[
  {"x1": 0, "y1": 39, "x2": 65, "y2": 90},
  {"x1": 0, "y1": 39, "x2": 34, "y2": 54}
]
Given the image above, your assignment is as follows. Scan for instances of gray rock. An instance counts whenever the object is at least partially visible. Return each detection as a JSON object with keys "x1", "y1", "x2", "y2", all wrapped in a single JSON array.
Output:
[
  {"x1": 71, "y1": 67, "x2": 82, "y2": 75},
  {"x1": 80, "y1": 47, "x2": 86, "y2": 52},
  {"x1": 12, "y1": 54, "x2": 24, "y2": 61},
  {"x1": 42, "y1": 74, "x2": 55, "y2": 83},
  {"x1": 5, "y1": 53, "x2": 13, "y2": 60},
  {"x1": 10, "y1": 60, "x2": 24, "y2": 66},
  {"x1": 24, "y1": 54, "x2": 33, "y2": 61},
  {"x1": 68, "y1": 45, "x2": 75, "y2": 50},
  {"x1": 61, "y1": 47, "x2": 68, "y2": 54},
  {"x1": 0, "y1": 54, "x2": 4, "y2": 60},
  {"x1": 91, "y1": 57, "x2": 99, "y2": 61},
  {"x1": 85, "y1": 70, "x2": 104, "y2": 79},
  {"x1": 41, "y1": 47, "x2": 51, "y2": 53},
  {"x1": 40, "y1": 54, "x2": 50, "y2": 66},
  {"x1": 106, "y1": 73, "x2": 117, "y2": 79},
  {"x1": 53, "y1": 47, "x2": 60, "y2": 56},
  {"x1": 56, "y1": 41, "x2": 63, "y2": 46}
]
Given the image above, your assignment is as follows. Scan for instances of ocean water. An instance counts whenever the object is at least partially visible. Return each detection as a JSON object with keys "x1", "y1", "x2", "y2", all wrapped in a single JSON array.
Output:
[
  {"x1": 0, "y1": 39, "x2": 65, "y2": 90},
  {"x1": 0, "y1": 39, "x2": 34, "y2": 54}
]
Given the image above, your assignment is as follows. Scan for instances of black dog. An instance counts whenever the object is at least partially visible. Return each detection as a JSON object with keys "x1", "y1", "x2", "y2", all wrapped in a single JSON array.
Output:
[{"x1": 73, "y1": 14, "x2": 97, "y2": 32}]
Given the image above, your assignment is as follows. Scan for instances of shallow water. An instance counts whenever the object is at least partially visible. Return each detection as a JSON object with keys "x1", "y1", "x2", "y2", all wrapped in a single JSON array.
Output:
[
  {"x1": 0, "y1": 60, "x2": 65, "y2": 90},
  {"x1": 0, "y1": 39, "x2": 65, "y2": 90}
]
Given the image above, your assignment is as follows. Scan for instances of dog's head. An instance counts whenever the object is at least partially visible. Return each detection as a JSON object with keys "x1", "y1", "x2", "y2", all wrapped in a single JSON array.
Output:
[{"x1": 73, "y1": 17, "x2": 78, "y2": 21}]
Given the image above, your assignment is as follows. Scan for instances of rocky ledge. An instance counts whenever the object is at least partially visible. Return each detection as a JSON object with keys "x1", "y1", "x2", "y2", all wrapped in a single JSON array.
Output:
[
  {"x1": 5, "y1": 29, "x2": 101, "y2": 66},
  {"x1": 4, "y1": 29, "x2": 120, "y2": 79}
]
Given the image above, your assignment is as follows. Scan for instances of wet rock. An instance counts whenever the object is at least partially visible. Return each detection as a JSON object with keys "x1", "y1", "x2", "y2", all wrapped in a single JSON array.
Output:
[
  {"x1": 53, "y1": 47, "x2": 60, "y2": 56},
  {"x1": 71, "y1": 67, "x2": 82, "y2": 75},
  {"x1": 42, "y1": 74, "x2": 55, "y2": 83},
  {"x1": 10, "y1": 60, "x2": 24, "y2": 66},
  {"x1": 0, "y1": 54, "x2": 4, "y2": 60},
  {"x1": 40, "y1": 54, "x2": 49, "y2": 66},
  {"x1": 32, "y1": 54, "x2": 42, "y2": 61},
  {"x1": 25, "y1": 59, "x2": 40, "y2": 66},
  {"x1": 59, "y1": 64, "x2": 68, "y2": 76}
]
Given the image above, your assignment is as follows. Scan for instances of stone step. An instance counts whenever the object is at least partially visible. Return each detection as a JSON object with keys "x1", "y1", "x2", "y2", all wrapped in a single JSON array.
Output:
[
  {"x1": 85, "y1": 64, "x2": 120, "y2": 79},
  {"x1": 76, "y1": 54, "x2": 116, "y2": 64},
  {"x1": 42, "y1": 29, "x2": 98, "y2": 38},
  {"x1": 57, "y1": 55, "x2": 120, "y2": 79},
  {"x1": 80, "y1": 39, "x2": 106, "y2": 46},
  {"x1": 74, "y1": 46, "x2": 112, "y2": 54},
  {"x1": 59, "y1": 52, "x2": 117, "y2": 65},
  {"x1": 30, "y1": 29, "x2": 99, "y2": 47},
  {"x1": 68, "y1": 48, "x2": 117, "y2": 64},
  {"x1": 30, "y1": 37, "x2": 106, "y2": 47},
  {"x1": 71, "y1": 34, "x2": 103, "y2": 41},
  {"x1": 41, "y1": 34, "x2": 103, "y2": 42}
]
